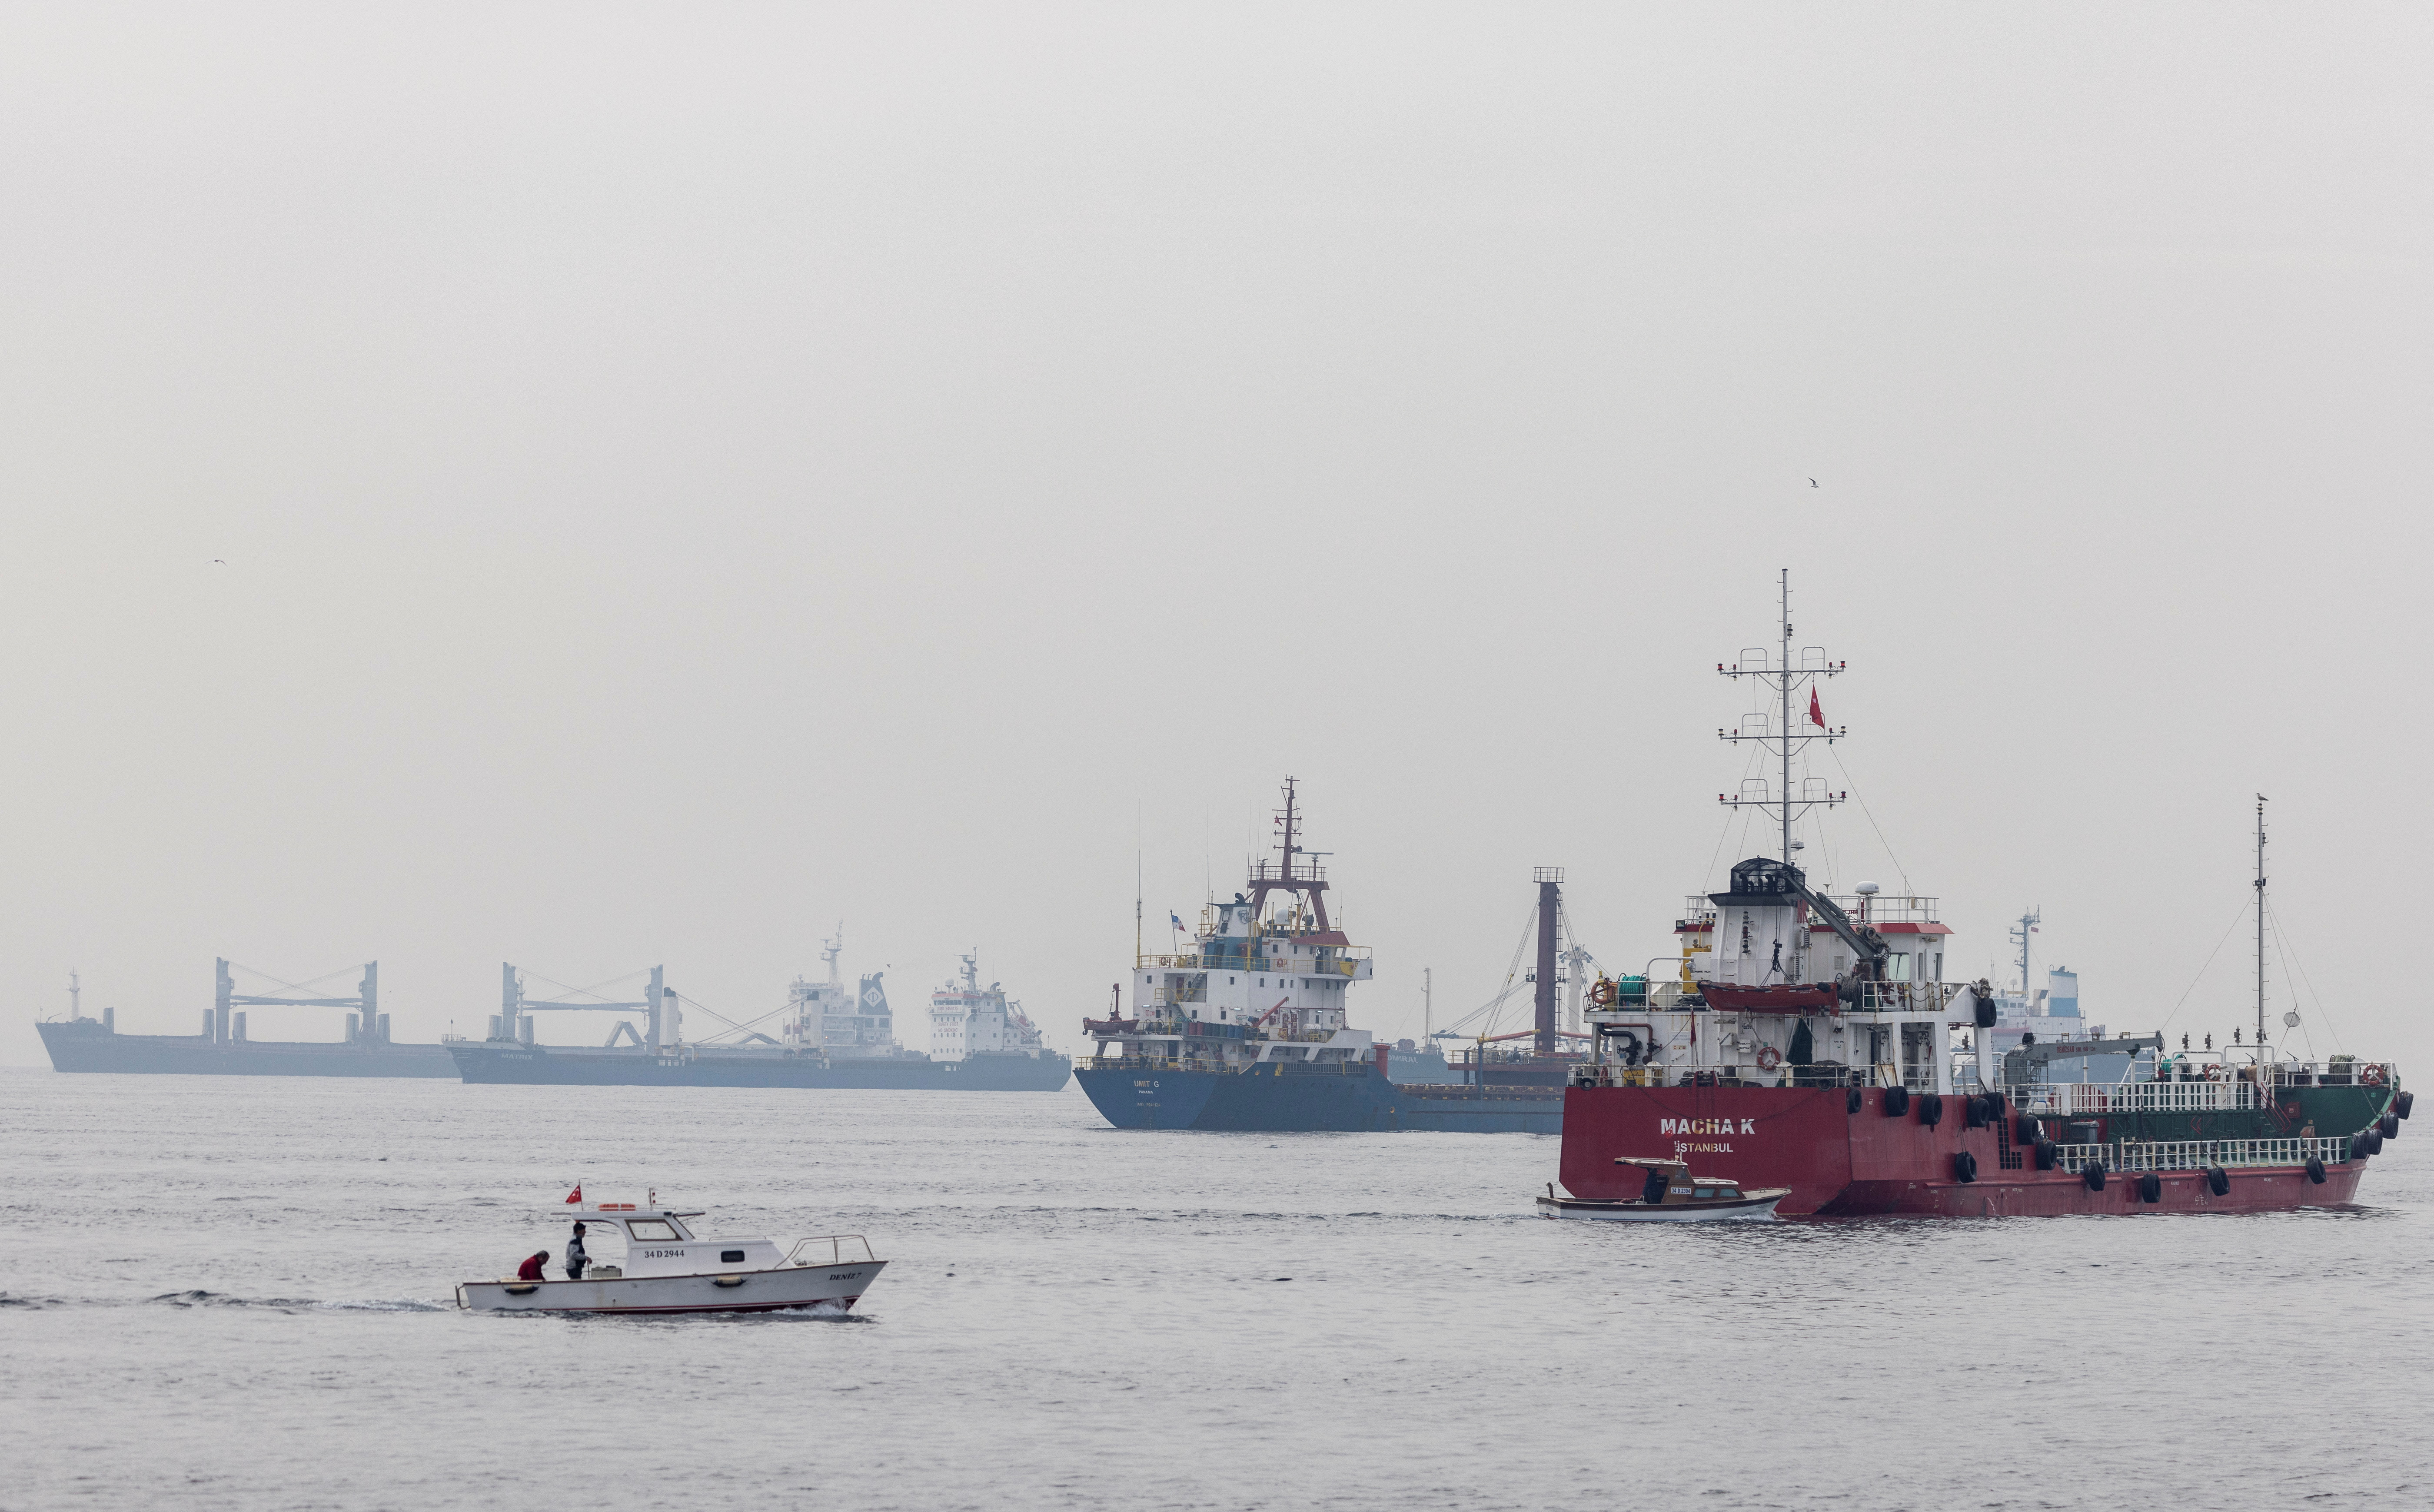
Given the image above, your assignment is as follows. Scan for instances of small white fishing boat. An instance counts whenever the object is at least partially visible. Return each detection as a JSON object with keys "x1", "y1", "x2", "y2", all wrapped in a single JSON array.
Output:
[
  {"x1": 457, "y1": 1199, "x2": 886, "y2": 1315},
  {"x1": 1535, "y1": 1156, "x2": 1789, "y2": 1222}
]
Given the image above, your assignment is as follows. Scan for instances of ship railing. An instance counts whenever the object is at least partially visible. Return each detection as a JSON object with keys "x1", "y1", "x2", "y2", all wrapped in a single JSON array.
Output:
[
  {"x1": 2006, "y1": 1080, "x2": 2260, "y2": 1115},
  {"x1": 1569, "y1": 1061, "x2": 1882, "y2": 1090},
  {"x1": 782, "y1": 1235, "x2": 878, "y2": 1268},
  {"x1": 1085, "y1": 1054, "x2": 1377, "y2": 1077},
  {"x1": 2046, "y1": 1137, "x2": 2357, "y2": 1174},
  {"x1": 2273, "y1": 1060, "x2": 2395, "y2": 1088},
  {"x1": 1134, "y1": 952, "x2": 1368, "y2": 975},
  {"x1": 1822, "y1": 893, "x2": 1940, "y2": 924}
]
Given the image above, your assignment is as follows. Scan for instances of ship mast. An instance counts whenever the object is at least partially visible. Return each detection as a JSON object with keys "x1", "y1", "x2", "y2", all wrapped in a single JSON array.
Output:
[
  {"x1": 2009, "y1": 908, "x2": 2041, "y2": 999},
  {"x1": 1247, "y1": 777, "x2": 1332, "y2": 932},
  {"x1": 1778, "y1": 570, "x2": 1794, "y2": 864},
  {"x1": 1719, "y1": 569, "x2": 1846, "y2": 873},
  {"x1": 2255, "y1": 795, "x2": 2268, "y2": 1050}
]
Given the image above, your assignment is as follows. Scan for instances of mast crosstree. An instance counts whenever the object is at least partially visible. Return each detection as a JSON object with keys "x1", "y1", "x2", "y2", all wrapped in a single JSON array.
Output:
[{"x1": 1718, "y1": 568, "x2": 1847, "y2": 863}]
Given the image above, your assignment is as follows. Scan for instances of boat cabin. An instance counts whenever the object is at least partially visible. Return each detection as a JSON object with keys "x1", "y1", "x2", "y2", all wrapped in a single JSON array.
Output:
[
  {"x1": 555, "y1": 1204, "x2": 791, "y2": 1278},
  {"x1": 1613, "y1": 1155, "x2": 1754, "y2": 1205}
]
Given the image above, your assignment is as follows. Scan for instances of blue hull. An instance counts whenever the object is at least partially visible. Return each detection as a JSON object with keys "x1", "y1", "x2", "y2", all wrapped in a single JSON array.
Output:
[{"x1": 1074, "y1": 1061, "x2": 1562, "y2": 1133}]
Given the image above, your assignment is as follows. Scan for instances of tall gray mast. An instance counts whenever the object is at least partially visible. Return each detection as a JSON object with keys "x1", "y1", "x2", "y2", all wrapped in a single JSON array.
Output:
[
  {"x1": 2009, "y1": 907, "x2": 2041, "y2": 998},
  {"x1": 2255, "y1": 795, "x2": 2268, "y2": 1048},
  {"x1": 1719, "y1": 570, "x2": 1846, "y2": 870},
  {"x1": 1779, "y1": 570, "x2": 1794, "y2": 863}
]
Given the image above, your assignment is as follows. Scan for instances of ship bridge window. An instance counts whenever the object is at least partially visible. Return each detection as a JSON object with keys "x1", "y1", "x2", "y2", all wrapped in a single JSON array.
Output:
[{"x1": 627, "y1": 1220, "x2": 681, "y2": 1242}]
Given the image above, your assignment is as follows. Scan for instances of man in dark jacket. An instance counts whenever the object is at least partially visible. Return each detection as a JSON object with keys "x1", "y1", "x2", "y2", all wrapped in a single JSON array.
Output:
[
  {"x1": 516, "y1": 1251, "x2": 549, "y2": 1281},
  {"x1": 565, "y1": 1223, "x2": 589, "y2": 1280}
]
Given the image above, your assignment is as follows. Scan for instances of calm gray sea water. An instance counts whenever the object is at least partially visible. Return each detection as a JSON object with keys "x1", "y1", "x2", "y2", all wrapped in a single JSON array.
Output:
[{"x1": 1, "y1": 1067, "x2": 2427, "y2": 1511}]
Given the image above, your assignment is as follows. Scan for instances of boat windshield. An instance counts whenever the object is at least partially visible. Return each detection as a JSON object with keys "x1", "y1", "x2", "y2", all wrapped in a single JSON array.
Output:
[{"x1": 626, "y1": 1220, "x2": 681, "y2": 1241}]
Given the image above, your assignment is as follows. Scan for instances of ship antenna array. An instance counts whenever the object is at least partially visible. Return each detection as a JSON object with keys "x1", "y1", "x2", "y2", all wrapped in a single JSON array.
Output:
[
  {"x1": 2255, "y1": 794, "x2": 2269, "y2": 1050},
  {"x1": 2010, "y1": 907, "x2": 2041, "y2": 999},
  {"x1": 1717, "y1": 568, "x2": 1848, "y2": 865}
]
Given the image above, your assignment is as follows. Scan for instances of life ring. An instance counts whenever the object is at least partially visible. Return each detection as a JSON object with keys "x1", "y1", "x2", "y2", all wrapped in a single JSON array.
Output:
[
  {"x1": 1588, "y1": 979, "x2": 1617, "y2": 1007},
  {"x1": 2362, "y1": 1064, "x2": 2387, "y2": 1087},
  {"x1": 1755, "y1": 1045, "x2": 1782, "y2": 1071}
]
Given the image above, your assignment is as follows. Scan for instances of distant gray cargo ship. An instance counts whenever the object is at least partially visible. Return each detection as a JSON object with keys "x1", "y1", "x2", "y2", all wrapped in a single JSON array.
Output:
[
  {"x1": 36, "y1": 962, "x2": 456, "y2": 1078},
  {"x1": 448, "y1": 940, "x2": 1070, "y2": 1091}
]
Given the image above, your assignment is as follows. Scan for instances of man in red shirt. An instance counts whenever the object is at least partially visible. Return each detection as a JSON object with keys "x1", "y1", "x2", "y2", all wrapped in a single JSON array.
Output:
[{"x1": 516, "y1": 1251, "x2": 550, "y2": 1281}]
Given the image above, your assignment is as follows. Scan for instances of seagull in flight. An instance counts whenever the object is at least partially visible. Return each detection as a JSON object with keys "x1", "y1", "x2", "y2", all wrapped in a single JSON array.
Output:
[
  {"x1": 1807, "y1": 478, "x2": 1818, "y2": 488},
  {"x1": 212, "y1": 558, "x2": 228, "y2": 565}
]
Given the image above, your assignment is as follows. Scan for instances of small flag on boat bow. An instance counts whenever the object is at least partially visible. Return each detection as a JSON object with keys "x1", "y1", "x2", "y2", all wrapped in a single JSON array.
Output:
[{"x1": 565, "y1": 1184, "x2": 582, "y2": 1204}]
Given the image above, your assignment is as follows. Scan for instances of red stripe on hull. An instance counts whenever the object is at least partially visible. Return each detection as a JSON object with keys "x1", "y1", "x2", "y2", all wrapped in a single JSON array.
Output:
[{"x1": 1558, "y1": 1084, "x2": 2368, "y2": 1216}]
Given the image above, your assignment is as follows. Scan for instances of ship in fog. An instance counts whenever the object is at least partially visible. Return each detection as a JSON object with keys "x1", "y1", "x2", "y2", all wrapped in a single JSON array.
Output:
[
  {"x1": 448, "y1": 932, "x2": 1070, "y2": 1090},
  {"x1": 37, "y1": 961, "x2": 456, "y2": 1077}
]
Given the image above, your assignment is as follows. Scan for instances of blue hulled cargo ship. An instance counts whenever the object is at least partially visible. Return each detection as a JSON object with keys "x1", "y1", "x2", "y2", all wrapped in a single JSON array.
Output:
[{"x1": 1074, "y1": 781, "x2": 1564, "y2": 1133}]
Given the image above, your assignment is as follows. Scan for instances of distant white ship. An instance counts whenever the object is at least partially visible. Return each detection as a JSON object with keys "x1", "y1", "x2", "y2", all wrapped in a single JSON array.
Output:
[{"x1": 929, "y1": 952, "x2": 1051, "y2": 1060}]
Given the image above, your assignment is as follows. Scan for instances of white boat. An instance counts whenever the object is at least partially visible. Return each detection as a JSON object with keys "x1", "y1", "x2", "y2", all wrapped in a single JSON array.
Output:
[
  {"x1": 1534, "y1": 1157, "x2": 1788, "y2": 1222},
  {"x1": 456, "y1": 1200, "x2": 887, "y2": 1315}
]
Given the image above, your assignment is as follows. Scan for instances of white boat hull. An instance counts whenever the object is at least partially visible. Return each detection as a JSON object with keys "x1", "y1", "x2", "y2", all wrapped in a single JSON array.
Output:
[
  {"x1": 457, "y1": 1260, "x2": 886, "y2": 1315},
  {"x1": 1535, "y1": 1193, "x2": 1783, "y2": 1223}
]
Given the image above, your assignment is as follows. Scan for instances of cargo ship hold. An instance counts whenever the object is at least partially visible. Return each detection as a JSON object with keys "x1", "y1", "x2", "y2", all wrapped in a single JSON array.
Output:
[
  {"x1": 1074, "y1": 780, "x2": 1564, "y2": 1132},
  {"x1": 37, "y1": 961, "x2": 455, "y2": 1078},
  {"x1": 449, "y1": 936, "x2": 1070, "y2": 1090},
  {"x1": 1553, "y1": 574, "x2": 2407, "y2": 1216}
]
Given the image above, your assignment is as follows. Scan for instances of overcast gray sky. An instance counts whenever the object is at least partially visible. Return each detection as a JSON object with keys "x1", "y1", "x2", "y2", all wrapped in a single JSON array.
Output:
[{"x1": 4, "y1": 4, "x2": 2427, "y2": 1073}]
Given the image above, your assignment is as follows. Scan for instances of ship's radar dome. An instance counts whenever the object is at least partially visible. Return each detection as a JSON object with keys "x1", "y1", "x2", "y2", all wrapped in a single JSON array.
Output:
[{"x1": 1855, "y1": 881, "x2": 1881, "y2": 896}]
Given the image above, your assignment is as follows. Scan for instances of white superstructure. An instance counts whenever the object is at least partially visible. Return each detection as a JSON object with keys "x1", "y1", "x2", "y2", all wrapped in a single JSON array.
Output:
[
  {"x1": 781, "y1": 929, "x2": 902, "y2": 1058},
  {"x1": 1087, "y1": 778, "x2": 1380, "y2": 1072}
]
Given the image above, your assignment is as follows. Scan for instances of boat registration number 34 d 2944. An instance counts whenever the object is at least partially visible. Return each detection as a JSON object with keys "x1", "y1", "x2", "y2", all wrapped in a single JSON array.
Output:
[{"x1": 642, "y1": 1249, "x2": 687, "y2": 1259}]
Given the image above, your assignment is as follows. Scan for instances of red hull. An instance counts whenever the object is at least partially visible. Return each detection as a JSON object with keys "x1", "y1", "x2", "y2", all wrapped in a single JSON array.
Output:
[{"x1": 1557, "y1": 1084, "x2": 2367, "y2": 1216}]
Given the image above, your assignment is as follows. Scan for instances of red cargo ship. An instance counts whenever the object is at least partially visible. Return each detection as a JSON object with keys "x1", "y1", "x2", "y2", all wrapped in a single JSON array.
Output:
[{"x1": 1551, "y1": 573, "x2": 2405, "y2": 1219}]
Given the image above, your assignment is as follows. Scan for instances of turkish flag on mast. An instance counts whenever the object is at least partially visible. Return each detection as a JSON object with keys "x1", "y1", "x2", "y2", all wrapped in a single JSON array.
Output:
[
  {"x1": 1808, "y1": 689, "x2": 1827, "y2": 729},
  {"x1": 565, "y1": 1185, "x2": 582, "y2": 1204}
]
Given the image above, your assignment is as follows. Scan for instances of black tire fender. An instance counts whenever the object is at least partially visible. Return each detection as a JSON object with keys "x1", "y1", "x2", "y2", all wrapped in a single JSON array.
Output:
[
  {"x1": 2083, "y1": 1163, "x2": 2106, "y2": 1193},
  {"x1": 1954, "y1": 1150, "x2": 1978, "y2": 1184},
  {"x1": 1918, "y1": 1093, "x2": 1943, "y2": 1129},
  {"x1": 2305, "y1": 1156, "x2": 2327, "y2": 1185},
  {"x1": 2205, "y1": 1165, "x2": 2230, "y2": 1196},
  {"x1": 2380, "y1": 1113, "x2": 2400, "y2": 1140},
  {"x1": 1846, "y1": 1089, "x2": 1863, "y2": 1115},
  {"x1": 1883, "y1": 1086, "x2": 1910, "y2": 1117},
  {"x1": 2033, "y1": 1138, "x2": 2057, "y2": 1171},
  {"x1": 2138, "y1": 1171, "x2": 2162, "y2": 1203}
]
